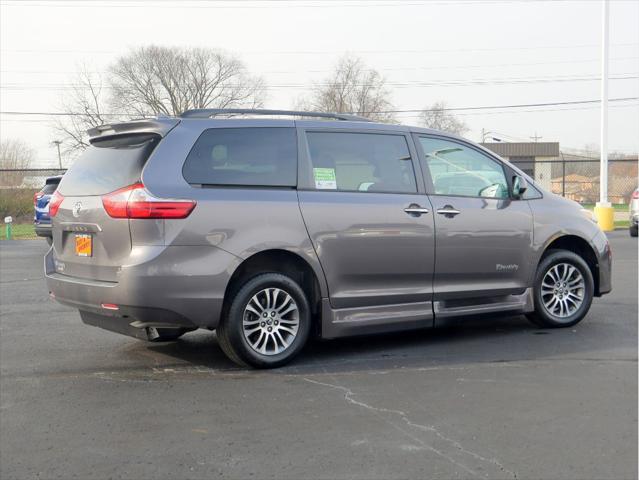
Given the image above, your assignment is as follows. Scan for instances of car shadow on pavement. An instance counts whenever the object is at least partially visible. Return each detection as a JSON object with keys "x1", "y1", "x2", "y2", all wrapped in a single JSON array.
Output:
[{"x1": 144, "y1": 313, "x2": 593, "y2": 375}]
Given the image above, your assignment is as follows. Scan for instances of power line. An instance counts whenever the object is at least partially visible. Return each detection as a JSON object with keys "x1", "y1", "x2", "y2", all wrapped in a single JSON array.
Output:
[
  {"x1": 2, "y1": 102, "x2": 637, "y2": 124},
  {"x1": 4, "y1": 57, "x2": 638, "y2": 76},
  {"x1": 393, "y1": 101, "x2": 639, "y2": 118},
  {"x1": 2, "y1": 74, "x2": 637, "y2": 91},
  {"x1": 0, "y1": 0, "x2": 593, "y2": 9},
  {"x1": 0, "y1": 0, "x2": 563, "y2": 2},
  {"x1": 2, "y1": 43, "x2": 638, "y2": 56},
  {"x1": 1, "y1": 97, "x2": 637, "y2": 117}
]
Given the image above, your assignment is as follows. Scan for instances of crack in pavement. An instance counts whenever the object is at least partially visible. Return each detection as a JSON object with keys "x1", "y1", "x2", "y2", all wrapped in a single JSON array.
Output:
[
  {"x1": 2, "y1": 356, "x2": 635, "y2": 382},
  {"x1": 303, "y1": 377, "x2": 517, "y2": 480}
]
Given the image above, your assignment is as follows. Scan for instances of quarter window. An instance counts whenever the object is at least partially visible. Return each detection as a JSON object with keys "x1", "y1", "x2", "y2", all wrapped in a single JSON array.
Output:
[
  {"x1": 419, "y1": 137, "x2": 509, "y2": 199},
  {"x1": 306, "y1": 132, "x2": 417, "y2": 194},
  {"x1": 183, "y1": 128, "x2": 297, "y2": 187}
]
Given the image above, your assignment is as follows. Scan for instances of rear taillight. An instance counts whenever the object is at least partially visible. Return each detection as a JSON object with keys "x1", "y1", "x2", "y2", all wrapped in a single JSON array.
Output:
[
  {"x1": 49, "y1": 191, "x2": 64, "y2": 217},
  {"x1": 102, "y1": 183, "x2": 196, "y2": 219},
  {"x1": 632, "y1": 190, "x2": 639, "y2": 199}
]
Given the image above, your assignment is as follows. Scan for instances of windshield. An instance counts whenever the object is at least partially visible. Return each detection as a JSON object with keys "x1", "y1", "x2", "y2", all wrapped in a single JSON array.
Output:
[{"x1": 57, "y1": 134, "x2": 159, "y2": 196}]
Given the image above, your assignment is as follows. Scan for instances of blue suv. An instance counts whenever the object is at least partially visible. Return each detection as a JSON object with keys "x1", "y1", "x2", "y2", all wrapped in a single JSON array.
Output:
[{"x1": 34, "y1": 176, "x2": 62, "y2": 243}]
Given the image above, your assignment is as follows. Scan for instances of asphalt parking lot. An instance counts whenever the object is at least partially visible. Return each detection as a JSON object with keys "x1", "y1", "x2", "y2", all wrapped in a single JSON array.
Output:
[{"x1": 1, "y1": 231, "x2": 636, "y2": 480}]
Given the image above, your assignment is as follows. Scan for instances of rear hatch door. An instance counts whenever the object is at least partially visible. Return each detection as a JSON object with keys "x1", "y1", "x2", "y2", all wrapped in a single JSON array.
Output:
[{"x1": 53, "y1": 133, "x2": 161, "y2": 282}]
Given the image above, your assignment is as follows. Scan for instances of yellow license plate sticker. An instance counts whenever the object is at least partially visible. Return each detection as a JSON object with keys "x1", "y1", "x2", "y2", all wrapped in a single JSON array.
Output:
[{"x1": 75, "y1": 234, "x2": 92, "y2": 257}]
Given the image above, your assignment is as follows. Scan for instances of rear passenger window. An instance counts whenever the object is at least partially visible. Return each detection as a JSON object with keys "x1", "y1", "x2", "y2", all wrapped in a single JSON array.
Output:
[
  {"x1": 183, "y1": 128, "x2": 297, "y2": 187},
  {"x1": 306, "y1": 132, "x2": 417, "y2": 194}
]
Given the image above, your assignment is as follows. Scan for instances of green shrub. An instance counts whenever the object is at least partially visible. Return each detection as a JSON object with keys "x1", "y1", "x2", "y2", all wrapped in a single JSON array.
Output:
[{"x1": 0, "y1": 188, "x2": 37, "y2": 222}]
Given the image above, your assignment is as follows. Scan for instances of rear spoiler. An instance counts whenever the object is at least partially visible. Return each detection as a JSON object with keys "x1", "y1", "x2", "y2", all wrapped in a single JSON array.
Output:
[{"x1": 87, "y1": 118, "x2": 180, "y2": 143}]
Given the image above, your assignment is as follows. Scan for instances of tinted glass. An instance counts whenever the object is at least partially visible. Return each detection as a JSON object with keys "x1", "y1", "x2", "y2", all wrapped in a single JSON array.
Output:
[
  {"x1": 419, "y1": 137, "x2": 508, "y2": 199},
  {"x1": 306, "y1": 132, "x2": 417, "y2": 194},
  {"x1": 183, "y1": 128, "x2": 297, "y2": 187},
  {"x1": 58, "y1": 134, "x2": 159, "y2": 196},
  {"x1": 523, "y1": 183, "x2": 542, "y2": 199},
  {"x1": 40, "y1": 183, "x2": 58, "y2": 195}
]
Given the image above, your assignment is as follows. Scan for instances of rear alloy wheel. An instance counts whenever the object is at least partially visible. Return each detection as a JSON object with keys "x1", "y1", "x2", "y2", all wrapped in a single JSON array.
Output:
[
  {"x1": 216, "y1": 273, "x2": 311, "y2": 368},
  {"x1": 526, "y1": 250, "x2": 594, "y2": 328}
]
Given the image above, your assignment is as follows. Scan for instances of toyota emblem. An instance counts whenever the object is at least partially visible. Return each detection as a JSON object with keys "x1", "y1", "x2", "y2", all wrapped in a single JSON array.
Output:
[{"x1": 72, "y1": 202, "x2": 82, "y2": 218}]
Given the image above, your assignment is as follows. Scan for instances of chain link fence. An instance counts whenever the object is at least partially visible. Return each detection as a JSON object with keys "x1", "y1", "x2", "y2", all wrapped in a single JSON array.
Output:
[{"x1": 509, "y1": 158, "x2": 637, "y2": 205}]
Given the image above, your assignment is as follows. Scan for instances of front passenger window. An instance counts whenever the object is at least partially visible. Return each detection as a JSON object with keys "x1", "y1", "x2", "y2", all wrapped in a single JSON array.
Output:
[{"x1": 418, "y1": 137, "x2": 508, "y2": 199}]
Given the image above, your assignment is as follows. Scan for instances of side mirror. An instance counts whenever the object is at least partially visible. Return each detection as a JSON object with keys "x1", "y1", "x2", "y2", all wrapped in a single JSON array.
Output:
[{"x1": 512, "y1": 175, "x2": 528, "y2": 199}]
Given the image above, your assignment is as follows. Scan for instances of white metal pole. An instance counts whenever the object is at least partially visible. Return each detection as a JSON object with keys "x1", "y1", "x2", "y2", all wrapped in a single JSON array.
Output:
[{"x1": 599, "y1": 0, "x2": 609, "y2": 206}]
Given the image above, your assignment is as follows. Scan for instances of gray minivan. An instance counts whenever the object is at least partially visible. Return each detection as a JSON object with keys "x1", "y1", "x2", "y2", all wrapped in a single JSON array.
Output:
[{"x1": 45, "y1": 109, "x2": 612, "y2": 368}]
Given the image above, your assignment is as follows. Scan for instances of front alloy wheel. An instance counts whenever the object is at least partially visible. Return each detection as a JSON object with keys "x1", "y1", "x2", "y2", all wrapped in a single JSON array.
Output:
[
  {"x1": 527, "y1": 249, "x2": 594, "y2": 328},
  {"x1": 540, "y1": 263, "x2": 586, "y2": 319}
]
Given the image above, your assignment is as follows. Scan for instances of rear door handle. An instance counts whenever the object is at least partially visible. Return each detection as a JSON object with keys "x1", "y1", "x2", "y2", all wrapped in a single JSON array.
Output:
[
  {"x1": 436, "y1": 207, "x2": 461, "y2": 216},
  {"x1": 404, "y1": 206, "x2": 430, "y2": 216}
]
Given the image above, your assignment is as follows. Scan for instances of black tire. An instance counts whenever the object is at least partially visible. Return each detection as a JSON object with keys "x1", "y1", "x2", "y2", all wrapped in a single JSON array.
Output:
[
  {"x1": 526, "y1": 249, "x2": 594, "y2": 328},
  {"x1": 630, "y1": 225, "x2": 638, "y2": 237},
  {"x1": 216, "y1": 273, "x2": 311, "y2": 368}
]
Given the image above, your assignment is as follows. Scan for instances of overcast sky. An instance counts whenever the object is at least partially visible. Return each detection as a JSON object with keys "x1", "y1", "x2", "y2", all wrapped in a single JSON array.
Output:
[{"x1": 1, "y1": 0, "x2": 638, "y2": 167}]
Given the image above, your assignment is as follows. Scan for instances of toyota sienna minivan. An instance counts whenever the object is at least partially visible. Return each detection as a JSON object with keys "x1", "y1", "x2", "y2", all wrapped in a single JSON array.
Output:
[{"x1": 45, "y1": 109, "x2": 612, "y2": 368}]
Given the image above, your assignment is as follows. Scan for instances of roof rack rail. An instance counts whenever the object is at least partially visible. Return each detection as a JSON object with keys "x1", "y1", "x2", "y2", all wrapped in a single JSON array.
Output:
[{"x1": 180, "y1": 108, "x2": 371, "y2": 122}]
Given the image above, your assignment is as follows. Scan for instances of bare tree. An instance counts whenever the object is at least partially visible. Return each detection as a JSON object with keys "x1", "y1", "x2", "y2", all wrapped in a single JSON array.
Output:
[
  {"x1": 298, "y1": 55, "x2": 395, "y2": 122},
  {"x1": 0, "y1": 139, "x2": 35, "y2": 187},
  {"x1": 55, "y1": 47, "x2": 265, "y2": 155},
  {"x1": 108, "y1": 46, "x2": 265, "y2": 117},
  {"x1": 54, "y1": 65, "x2": 114, "y2": 155},
  {"x1": 419, "y1": 101, "x2": 468, "y2": 136}
]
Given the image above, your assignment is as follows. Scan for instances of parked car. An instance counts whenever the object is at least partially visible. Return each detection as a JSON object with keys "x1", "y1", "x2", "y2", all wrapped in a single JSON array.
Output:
[
  {"x1": 45, "y1": 109, "x2": 612, "y2": 368},
  {"x1": 630, "y1": 188, "x2": 639, "y2": 237},
  {"x1": 34, "y1": 175, "x2": 62, "y2": 244}
]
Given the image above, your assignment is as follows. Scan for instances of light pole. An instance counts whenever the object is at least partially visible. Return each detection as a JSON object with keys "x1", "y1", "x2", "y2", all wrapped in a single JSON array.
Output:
[
  {"x1": 52, "y1": 140, "x2": 63, "y2": 169},
  {"x1": 595, "y1": 0, "x2": 614, "y2": 231}
]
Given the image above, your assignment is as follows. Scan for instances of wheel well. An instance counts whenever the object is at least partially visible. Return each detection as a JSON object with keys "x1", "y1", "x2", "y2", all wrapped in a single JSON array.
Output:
[
  {"x1": 542, "y1": 235, "x2": 600, "y2": 295},
  {"x1": 222, "y1": 249, "x2": 322, "y2": 333}
]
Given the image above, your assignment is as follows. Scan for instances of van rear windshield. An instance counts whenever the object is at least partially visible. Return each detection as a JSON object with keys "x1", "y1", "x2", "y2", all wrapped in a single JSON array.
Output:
[{"x1": 57, "y1": 134, "x2": 160, "y2": 196}]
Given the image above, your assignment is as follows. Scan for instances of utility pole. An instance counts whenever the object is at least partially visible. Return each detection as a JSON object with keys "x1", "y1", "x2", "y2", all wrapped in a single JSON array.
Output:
[
  {"x1": 530, "y1": 132, "x2": 542, "y2": 142},
  {"x1": 595, "y1": 0, "x2": 614, "y2": 231},
  {"x1": 52, "y1": 140, "x2": 63, "y2": 169}
]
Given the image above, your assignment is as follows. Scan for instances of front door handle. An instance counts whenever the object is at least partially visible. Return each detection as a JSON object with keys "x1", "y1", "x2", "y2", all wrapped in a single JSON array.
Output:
[
  {"x1": 436, "y1": 206, "x2": 461, "y2": 216},
  {"x1": 404, "y1": 206, "x2": 430, "y2": 216}
]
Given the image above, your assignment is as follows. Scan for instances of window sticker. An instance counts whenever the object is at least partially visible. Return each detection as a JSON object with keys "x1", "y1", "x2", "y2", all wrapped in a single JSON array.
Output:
[{"x1": 313, "y1": 168, "x2": 337, "y2": 189}]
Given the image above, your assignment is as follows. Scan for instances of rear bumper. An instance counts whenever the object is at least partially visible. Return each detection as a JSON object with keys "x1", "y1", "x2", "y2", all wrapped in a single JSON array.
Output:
[
  {"x1": 45, "y1": 245, "x2": 240, "y2": 332},
  {"x1": 79, "y1": 311, "x2": 182, "y2": 341}
]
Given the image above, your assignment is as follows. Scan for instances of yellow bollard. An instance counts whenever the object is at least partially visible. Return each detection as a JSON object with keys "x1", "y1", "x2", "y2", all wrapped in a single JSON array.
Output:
[{"x1": 594, "y1": 204, "x2": 615, "y2": 232}]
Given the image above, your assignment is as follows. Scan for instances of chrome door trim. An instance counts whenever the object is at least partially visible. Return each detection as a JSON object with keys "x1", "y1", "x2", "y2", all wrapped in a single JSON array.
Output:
[
  {"x1": 404, "y1": 207, "x2": 430, "y2": 215},
  {"x1": 436, "y1": 208, "x2": 461, "y2": 216}
]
